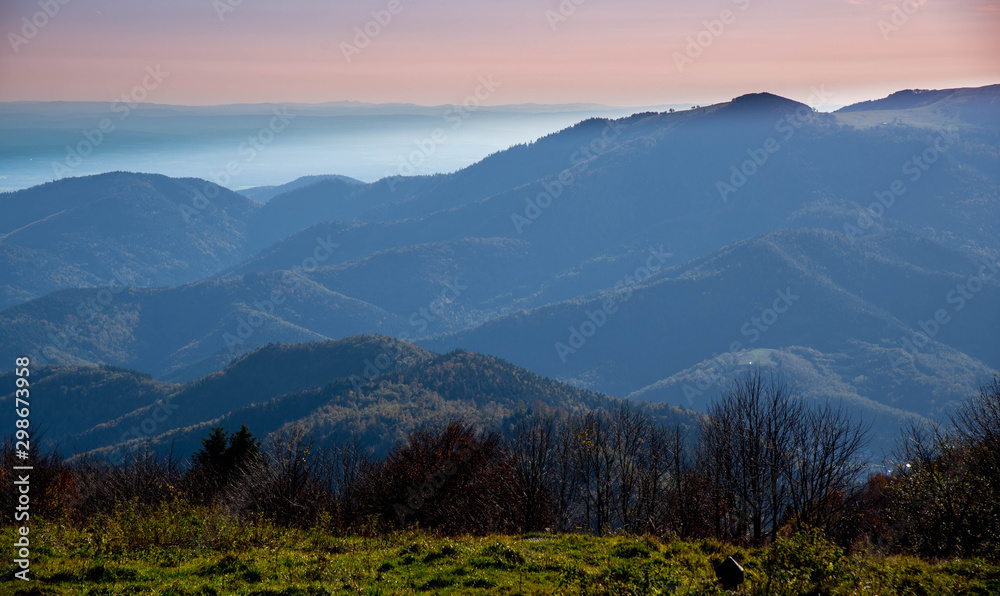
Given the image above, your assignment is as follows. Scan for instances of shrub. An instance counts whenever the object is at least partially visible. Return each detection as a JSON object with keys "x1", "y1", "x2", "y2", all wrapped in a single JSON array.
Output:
[{"x1": 759, "y1": 529, "x2": 849, "y2": 596}]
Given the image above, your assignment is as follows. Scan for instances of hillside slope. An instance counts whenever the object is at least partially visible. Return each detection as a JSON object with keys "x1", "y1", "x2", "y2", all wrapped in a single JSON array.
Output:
[
  {"x1": 85, "y1": 344, "x2": 698, "y2": 461},
  {"x1": 0, "y1": 172, "x2": 261, "y2": 309}
]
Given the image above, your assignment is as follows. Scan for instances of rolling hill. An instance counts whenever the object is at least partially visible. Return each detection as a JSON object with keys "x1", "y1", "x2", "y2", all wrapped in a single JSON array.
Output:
[
  {"x1": 1, "y1": 338, "x2": 698, "y2": 462},
  {"x1": 0, "y1": 172, "x2": 262, "y2": 310},
  {"x1": 238, "y1": 174, "x2": 364, "y2": 203}
]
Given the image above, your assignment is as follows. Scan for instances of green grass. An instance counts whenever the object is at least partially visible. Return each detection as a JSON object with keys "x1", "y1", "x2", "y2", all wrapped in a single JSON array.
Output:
[{"x1": 2, "y1": 504, "x2": 999, "y2": 595}]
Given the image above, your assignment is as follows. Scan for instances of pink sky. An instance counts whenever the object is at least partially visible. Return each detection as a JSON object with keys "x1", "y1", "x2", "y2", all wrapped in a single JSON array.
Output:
[{"x1": 0, "y1": 0, "x2": 997, "y2": 107}]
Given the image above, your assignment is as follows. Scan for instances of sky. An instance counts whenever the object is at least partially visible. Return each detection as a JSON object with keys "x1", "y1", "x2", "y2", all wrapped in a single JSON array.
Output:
[{"x1": 0, "y1": 0, "x2": 997, "y2": 108}]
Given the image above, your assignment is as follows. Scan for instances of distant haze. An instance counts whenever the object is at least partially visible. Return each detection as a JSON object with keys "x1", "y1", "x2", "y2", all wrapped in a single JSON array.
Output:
[{"x1": 0, "y1": 102, "x2": 680, "y2": 192}]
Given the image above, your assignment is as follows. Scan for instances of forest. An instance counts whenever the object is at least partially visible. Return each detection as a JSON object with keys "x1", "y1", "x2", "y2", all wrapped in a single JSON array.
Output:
[{"x1": 3, "y1": 370, "x2": 998, "y2": 594}]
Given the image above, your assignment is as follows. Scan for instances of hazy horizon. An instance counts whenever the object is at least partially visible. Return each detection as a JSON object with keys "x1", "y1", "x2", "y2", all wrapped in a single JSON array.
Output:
[
  {"x1": 0, "y1": 83, "x2": 990, "y2": 194},
  {"x1": 0, "y1": 100, "x2": 682, "y2": 193},
  {"x1": 4, "y1": 0, "x2": 995, "y2": 192}
]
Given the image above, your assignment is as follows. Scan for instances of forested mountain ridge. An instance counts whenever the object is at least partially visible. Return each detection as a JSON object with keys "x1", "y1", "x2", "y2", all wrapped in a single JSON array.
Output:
[
  {"x1": 2, "y1": 337, "x2": 697, "y2": 462},
  {"x1": 1, "y1": 85, "x2": 997, "y2": 458}
]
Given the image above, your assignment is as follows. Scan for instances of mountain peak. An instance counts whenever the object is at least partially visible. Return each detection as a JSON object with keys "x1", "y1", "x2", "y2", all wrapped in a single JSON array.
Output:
[{"x1": 725, "y1": 92, "x2": 811, "y2": 115}]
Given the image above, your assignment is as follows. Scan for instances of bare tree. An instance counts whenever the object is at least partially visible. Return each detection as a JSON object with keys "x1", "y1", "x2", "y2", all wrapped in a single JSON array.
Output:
[
  {"x1": 786, "y1": 402, "x2": 871, "y2": 534},
  {"x1": 313, "y1": 435, "x2": 371, "y2": 528},
  {"x1": 227, "y1": 426, "x2": 320, "y2": 527},
  {"x1": 763, "y1": 380, "x2": 800, "y2": 543},
  {"x1": 702, "y1": 369, "x2": 792, "y2": 545},
  {"x1": 699, "y1": 394, "x2": 741, "y2": 541},
  {"x1": 511, "y1": 414, "x2": 556, "y2": 531},
  {"x1": 635, "y1": 422, "x2": 684, "y2": 534},
  {"x1": 551, "y1": 416, "x2": 581, "y2": 532},
  {"x1": 951, "y1": 375, "x2": 1000, "y2": 492},
  {"x1": 699, "y1": 369, "x2": 868, "y2": 545},
  {"x1": 69, "y1": 445, "x2": 182, "y2": 520},
  {"x1": 572, "y1": 412, "x2": 613, "y2": 534},
  {"x1": 610, "y1": 402, "x2": 646, "y2": 532},
  {"x1": 353, "y1": 420, "x2": 519, "y2": 534}
]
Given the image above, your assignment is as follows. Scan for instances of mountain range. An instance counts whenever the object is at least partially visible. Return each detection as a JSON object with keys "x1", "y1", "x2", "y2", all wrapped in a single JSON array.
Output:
[{"x1": 1, "y1": 84, "x2": 997, "y2": 458}]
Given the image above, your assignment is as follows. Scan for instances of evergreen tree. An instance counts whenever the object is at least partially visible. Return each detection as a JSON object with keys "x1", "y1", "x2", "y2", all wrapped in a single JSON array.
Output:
[{"x1": 188, "y1": 425, "x2": 261, "y2": 501}]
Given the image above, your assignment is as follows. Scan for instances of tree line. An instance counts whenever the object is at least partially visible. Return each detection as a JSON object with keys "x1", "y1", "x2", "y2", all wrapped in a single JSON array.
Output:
[{"x1": 3, "y1": 370, "x2": 998, "y2": 559}]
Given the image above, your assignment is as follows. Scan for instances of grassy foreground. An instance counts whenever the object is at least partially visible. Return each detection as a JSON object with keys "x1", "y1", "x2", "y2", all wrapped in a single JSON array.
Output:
[{"x1": 3, "y1": 503, "x2": 999, "y2": 595}]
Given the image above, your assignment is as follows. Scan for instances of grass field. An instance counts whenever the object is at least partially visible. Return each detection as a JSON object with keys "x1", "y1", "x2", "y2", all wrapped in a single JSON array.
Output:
[{"x1": 3, "y1": 502, "x2": 999, "y2": 595}]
